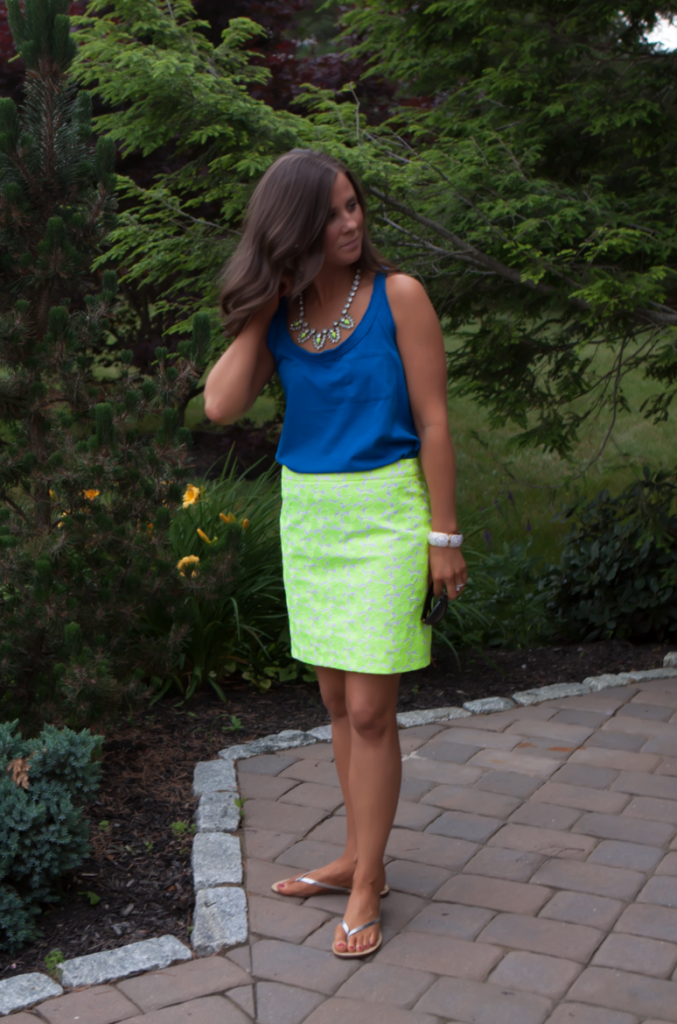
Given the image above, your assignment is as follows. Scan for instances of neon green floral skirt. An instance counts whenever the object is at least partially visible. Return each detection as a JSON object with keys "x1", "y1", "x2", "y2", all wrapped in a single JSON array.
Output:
[{"x1": 280, "y1": 457, "x2": 432, "y2": 674}]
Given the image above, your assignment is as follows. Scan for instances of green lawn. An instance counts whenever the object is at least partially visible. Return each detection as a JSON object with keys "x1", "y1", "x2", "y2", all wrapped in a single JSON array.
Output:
[{"x1": 448, "y1": 368, "x2": 677, "y2": 563}]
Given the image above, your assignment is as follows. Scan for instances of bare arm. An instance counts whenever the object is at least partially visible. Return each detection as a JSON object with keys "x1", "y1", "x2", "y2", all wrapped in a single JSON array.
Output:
[
  {"x1": 203, "y1": 295, "x2": 278, "y2": 425},
  {"x1": 386, "y1": 273, "x2": 468, "y2": 599}
]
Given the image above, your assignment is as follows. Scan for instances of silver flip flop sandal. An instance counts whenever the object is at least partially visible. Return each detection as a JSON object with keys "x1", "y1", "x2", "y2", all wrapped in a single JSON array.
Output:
[
  {"x1": 332, "y1": 916, "x2": 382, "y2": 959},
  {"x1": 271, "y1": 873, "x2": 389, "y2": 897}
]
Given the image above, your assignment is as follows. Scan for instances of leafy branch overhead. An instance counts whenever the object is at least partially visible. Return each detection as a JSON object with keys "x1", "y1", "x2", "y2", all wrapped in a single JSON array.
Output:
[
  {"x1": 340, "y1": 0, "x2": 677, "y2": 454},
  {"x1": 72, "y1": 1, "x2": 307, "y2": 336},
  {"x1": 73, "y1": 0, "x2": 677, "y2": 455}
]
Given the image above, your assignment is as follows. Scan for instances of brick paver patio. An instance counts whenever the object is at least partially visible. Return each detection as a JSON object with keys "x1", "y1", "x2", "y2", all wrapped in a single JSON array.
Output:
[{"x1": 12, "y1": 676, "x2": 677, "y2": 1023}]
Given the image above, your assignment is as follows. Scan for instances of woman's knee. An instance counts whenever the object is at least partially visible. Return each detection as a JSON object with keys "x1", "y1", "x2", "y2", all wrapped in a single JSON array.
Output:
[
  {"x1": 348, "y1": 701, "x2": 393, "y2": 740},
  {"x1": 323, "y1": 692, "x2": 348, "y2": 720},
  {"x1": 316, "y1": 667, "x2": 348, "y2": 719}
]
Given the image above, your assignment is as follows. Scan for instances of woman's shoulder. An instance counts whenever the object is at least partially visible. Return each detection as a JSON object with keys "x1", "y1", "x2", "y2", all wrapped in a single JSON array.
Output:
[
  {"x1": 384, "y1": 272, "x2": 428, "y2": 301},
  {"x1": 384, "y1": 272, "x2": 430, "y2": 317}
]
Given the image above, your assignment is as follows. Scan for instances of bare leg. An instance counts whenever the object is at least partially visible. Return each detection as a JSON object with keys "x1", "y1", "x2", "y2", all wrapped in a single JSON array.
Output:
[
  {"x1": 273, "y1": 666, "x2": 358, "y2": 896},
  {"x1": 334, "y1": 672, "x2": 401, "y2": 954}
]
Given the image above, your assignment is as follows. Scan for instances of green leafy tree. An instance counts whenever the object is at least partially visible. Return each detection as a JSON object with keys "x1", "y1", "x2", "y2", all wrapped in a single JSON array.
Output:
[
  {"x1": 72, "y1": 1, "x2": 306, "y2": 373},
  {"x1": 74, "y1": 0, "x2": 677, "y2": 456},
  {"x1": 338, "y1": 0, "x2": 677, "y2": 455},
  {"x1": 0, "y1": 0, "x2": 205, "y2": 724}
]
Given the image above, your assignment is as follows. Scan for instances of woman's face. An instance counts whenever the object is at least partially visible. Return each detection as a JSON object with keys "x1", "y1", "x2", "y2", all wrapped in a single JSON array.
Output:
[{"x1": 323, "y1": 172, "x2": 364, "y2": 266}]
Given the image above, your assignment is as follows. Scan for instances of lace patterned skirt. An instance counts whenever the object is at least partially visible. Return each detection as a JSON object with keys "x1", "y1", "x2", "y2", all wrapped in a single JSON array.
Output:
[{"x1": 280, "y1": 457, "x2": 431, "y2": 674}]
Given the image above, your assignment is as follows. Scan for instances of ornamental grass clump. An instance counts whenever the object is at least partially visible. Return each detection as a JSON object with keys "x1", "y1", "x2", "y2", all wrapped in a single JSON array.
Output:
[
  {"x1": 0, "y1": 721, "x2": 102, "y2": 954},
  {"x1": 0, "y1": 0, "x2": 208, "y2": 725}
]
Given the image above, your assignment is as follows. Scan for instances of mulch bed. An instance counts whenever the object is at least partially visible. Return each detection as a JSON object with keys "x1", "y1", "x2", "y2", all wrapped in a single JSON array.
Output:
[{"x1": 1, "y1": 637, "x2": 673, "y2": 979}]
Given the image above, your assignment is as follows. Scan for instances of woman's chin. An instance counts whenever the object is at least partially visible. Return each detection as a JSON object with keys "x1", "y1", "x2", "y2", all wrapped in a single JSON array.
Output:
[{"x1": 335, "y1": 246, "x2": 362, "y2": 265}]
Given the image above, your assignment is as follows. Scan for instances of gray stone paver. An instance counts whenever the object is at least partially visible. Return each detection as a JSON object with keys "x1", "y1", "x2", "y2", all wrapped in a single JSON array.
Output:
[{"x1": 15, "y1": 673, "x2": 677, "y2": 1023}]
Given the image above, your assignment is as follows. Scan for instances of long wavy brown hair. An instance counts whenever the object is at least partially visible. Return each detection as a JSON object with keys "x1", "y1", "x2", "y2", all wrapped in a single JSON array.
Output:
[{"x1": 219, "y1": 149, "x2": 395, "y2": 336}]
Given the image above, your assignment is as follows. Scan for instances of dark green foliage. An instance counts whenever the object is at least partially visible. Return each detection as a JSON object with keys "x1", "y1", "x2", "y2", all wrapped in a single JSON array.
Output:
[
  {"x1": 340, "y1": 1, "x2": 677, "y2": 455},
  {"x1": 72, "y1": 0, "x2": 302, "y2": 335},
  {"x1": 0, "y1": 0, "x2": 203, "y2": 724},
  {"x1": 7, "y1": 0, "x2": 77, "y2": 71},
  {"x1": 435, "y1": 541, "x2": 551, "y2": 651},
  {"x1": 72, "y1": 1, "x2": 677, "y2": 455},
  {"x1": 0, "y1": 720, "x2": 102, "y2": 953},
  {"x1": 545, "y1": 468, "x2": 677, "y2": 641}
]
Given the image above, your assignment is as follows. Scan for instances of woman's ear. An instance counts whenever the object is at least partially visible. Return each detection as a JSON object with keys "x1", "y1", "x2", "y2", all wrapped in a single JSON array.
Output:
[{"x1": 279, "y1": 272, "x2": 293, "y2": 297}]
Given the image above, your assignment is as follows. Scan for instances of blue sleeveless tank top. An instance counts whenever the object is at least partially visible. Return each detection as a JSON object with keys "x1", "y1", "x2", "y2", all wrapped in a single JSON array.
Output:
[{"x1": 266, "y1": 274, "x2": 421, "y2": 474}]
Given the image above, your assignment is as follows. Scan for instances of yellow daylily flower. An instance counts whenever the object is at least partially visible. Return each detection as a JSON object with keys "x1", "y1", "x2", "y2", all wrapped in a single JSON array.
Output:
[
  {"x1": 241, "y1": 518, "x2": 250, "y2": 531},
  {"x1": 219, "y1": 512, "x2": 237, "y2": 524},
  {"x1": 49, "y1": 489, "x2": 56, "y2": 499},
  {"x1": 182, "y1": 485, "x2": 201, "y2": 508},
  {"x1": 83, "y1": 490, "x2": 100, "y2": 500},
  {"x1": 197, "y1": 527, "x2": 217, "y2": 544},
  {"x1": 177, "y1": 555, "x2": 200, "y2": 577}
]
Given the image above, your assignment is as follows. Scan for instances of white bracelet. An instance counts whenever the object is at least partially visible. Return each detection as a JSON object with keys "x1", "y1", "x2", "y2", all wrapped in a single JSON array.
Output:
[{"x1": 428, "y1": 531, "x2": 464, "y2": 548}]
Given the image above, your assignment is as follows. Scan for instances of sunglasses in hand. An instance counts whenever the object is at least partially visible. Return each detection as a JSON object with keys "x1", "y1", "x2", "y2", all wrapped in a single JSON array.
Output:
[{"x1": 421, "y1": 582, "x2": 448, "y2": 626}]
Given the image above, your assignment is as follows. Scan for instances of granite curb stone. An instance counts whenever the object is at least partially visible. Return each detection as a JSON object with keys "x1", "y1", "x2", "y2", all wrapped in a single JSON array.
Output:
[
  {"x1": 463, "y1": 696, "x2": 516, "y2": 714},
  {"x1": 513, "y1": 682, "x2": 593, "y2": 705},
  {"x1": 0, "y1": 973, "x2": 62, "y2": 1016},
  {"x1": 192, "y1": 887, "x2": 248, "y2": 956},
  {"x1": 195, "y1": 791, "x2": 241, "y2": 833},
  {"x1": 192, "y1": 832, "x2": 243, "y2": 891},
  {"x1": 193, "y1": 759, "x2": 237, "y2": 796},
  {"x1": 59, "y1": 935, "x2": 192, "y2": 988},
  {"x1": 218, "y1": 729, "x2": 318, "y2": 761},
  {"x1": 396, "y1": 706, "x2": 471, "y2": 727}
]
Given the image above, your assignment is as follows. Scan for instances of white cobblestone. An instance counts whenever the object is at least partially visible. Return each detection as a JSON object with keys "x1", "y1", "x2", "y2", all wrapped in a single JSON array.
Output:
[
  {"x1": 192, "y1": 832, "x2": 242, "y2": 891},
  {"x1": 192, "y1": 887, "x2": 248, "y2": 956},
  {"x1": 396, "y1": 706, "x2": 471, "y2": 727},
  {"x1": 582, "y1": 672, "x2": 630, "y2": 691},
  {"x1": 193, "y1": 759, "x2": 237, "y2": 797},
  {"x1": 0, "y1": 973, "x2": 62, "y2": 1015},
  {"x1": 664, "y1": 652, "x2": 677, "y2": 669},
  {"x1": 626, "y1": 667, "x2": 677, "y2": 681},
  {"x1": 195, "y1": 791, "x2": 240, "y2": 832},
  {"x1": 512, "y1": 681, "x2": 592, "y2": 705},
  {"x1": 308, "y1": 724, "x2": 333, "y2": 741},
  {"x1": 60, "y1": 935, "x2": 191, "y2": 988},
  {"x1": 463, "y1": 696, "x2": 516, "y2": 714},
  {"x1": 218, "y1": 729, "x2": 316, "y2": 761}
]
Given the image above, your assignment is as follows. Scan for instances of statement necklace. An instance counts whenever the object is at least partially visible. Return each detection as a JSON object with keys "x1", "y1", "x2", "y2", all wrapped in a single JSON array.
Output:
[{"x1": 290, "y1": 269, "x2": 361, "y2": 351}]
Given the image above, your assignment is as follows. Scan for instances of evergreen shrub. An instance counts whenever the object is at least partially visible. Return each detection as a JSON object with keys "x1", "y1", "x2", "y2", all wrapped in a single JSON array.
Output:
[
  {"x1": 0, "y1": 1, "x2": 206, "y2": 723},
  {"x1": 544, "y1": 468, "x2": 677, "y2": 641},
  {"x1": 0, "y1": 720, "x2": 102, "y2": 953}
]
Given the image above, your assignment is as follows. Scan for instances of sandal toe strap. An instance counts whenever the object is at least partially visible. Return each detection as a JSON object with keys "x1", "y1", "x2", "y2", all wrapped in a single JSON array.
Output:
[
  {"x1": 341, "y1": 917, "x2": 381, "y2": 939},
  {"x1": 294, "y1": 875, "x2": 351, "y2": 894}
]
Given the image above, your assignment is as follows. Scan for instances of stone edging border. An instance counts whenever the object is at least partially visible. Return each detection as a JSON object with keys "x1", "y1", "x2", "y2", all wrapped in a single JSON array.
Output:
[{"x1": 2, "y1": 654, "x2": 676, "y2": 1015}]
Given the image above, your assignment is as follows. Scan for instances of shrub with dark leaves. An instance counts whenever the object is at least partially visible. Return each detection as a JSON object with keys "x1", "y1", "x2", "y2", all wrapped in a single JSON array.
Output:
[
  {"x1": 0, "y1": 721, "x2": 101, "y2": 953},
  {"x1": 544, "y1": 467, "x2": 677, "y2": 642}
]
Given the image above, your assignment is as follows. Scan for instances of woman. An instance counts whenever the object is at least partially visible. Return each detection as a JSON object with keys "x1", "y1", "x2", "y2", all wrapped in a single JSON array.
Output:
[{"x1": 204, "y1": 149, "x2": 467, "y2": 959}]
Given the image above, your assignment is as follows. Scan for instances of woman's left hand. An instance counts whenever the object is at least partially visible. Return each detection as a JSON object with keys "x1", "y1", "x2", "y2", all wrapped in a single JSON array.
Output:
[{"x1": 429, "y1": 546, "x2": 467, "y2": 601}]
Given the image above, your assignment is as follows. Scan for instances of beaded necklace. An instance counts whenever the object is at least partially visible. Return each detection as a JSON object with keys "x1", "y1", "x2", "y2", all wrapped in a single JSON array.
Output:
[{"x1": 290, "y1": 269, "x2": 361, "y2": 351}]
